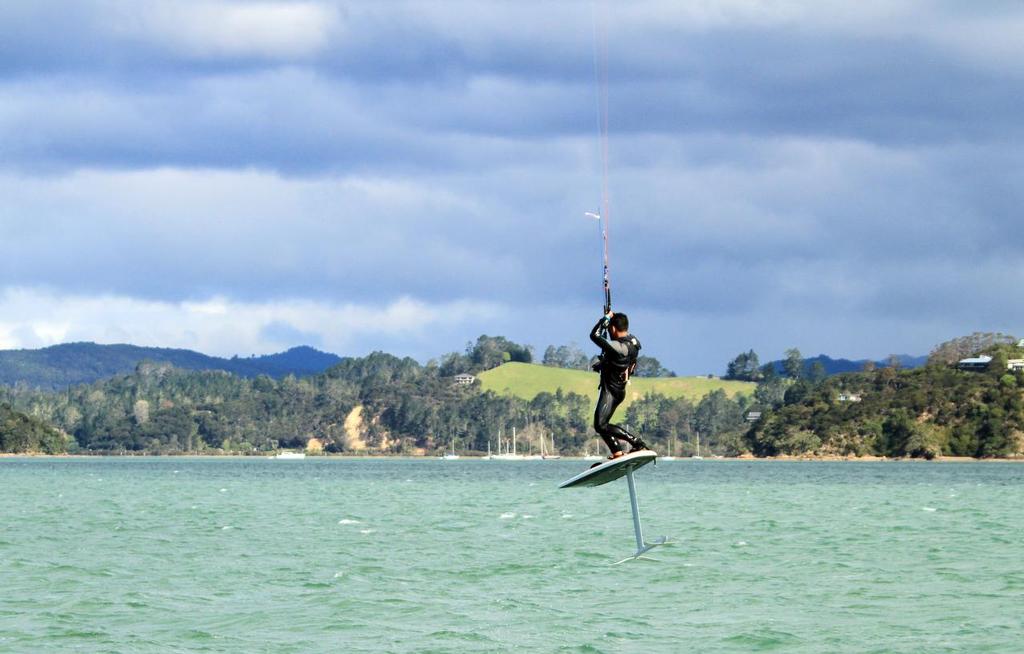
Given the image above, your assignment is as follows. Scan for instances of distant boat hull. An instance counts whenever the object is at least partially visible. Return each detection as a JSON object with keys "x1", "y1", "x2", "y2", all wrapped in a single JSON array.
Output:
[{"x1": 275, "y1": 452, "x2": 306, "y2": 460}]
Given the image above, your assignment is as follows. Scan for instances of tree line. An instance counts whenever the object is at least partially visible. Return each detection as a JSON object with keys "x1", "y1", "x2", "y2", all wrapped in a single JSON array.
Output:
[
  {"x1": 723, "y1": 347, "x2": 827, "y2": 382},
  {"x1": 0, "y1": 333, "x2": 747, "y2": 456},
  {"x1": 4, "y1": 332, "x2": 1021, "y2": 458},
  {"x1": 541, "y1": 341, "x2": 675, "y2": 377}
]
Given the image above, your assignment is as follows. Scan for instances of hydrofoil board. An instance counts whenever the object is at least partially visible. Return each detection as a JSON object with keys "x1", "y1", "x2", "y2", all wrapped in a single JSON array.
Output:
[{"x1": 560, "y1": 450, "x2": 657, "y2": 489}]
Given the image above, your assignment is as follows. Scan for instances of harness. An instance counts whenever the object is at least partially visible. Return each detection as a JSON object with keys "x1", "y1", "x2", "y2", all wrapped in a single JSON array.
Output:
[
  {"x1": 600, "y1": 335, "x2": 640, "y2": 386},
  {"x1": 621, "y1": 336, "x2": 640, "y2": 384}
]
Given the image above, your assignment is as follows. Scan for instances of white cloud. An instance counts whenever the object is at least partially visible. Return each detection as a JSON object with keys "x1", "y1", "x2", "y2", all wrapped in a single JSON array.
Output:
[
  {"x1": 0, "y1": 287, "x2": 501, "y2": 357},
  {"x1": 0, "y1": 165, "x2": 527, "y2": 303},
  {"x1": 108, "y1": 1, "x2": 340, "y2": 60}
]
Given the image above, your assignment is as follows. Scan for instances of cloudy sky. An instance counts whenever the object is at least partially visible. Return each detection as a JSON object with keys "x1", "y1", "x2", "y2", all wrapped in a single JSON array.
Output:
[{"x1": 2, "y1": 1, "x2": 1023, "y2": 373}]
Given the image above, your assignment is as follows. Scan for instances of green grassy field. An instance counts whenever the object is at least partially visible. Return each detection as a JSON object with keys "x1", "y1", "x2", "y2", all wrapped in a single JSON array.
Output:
[{"x1": 478, "y1": 362, "x2": 755, "y2": 409}]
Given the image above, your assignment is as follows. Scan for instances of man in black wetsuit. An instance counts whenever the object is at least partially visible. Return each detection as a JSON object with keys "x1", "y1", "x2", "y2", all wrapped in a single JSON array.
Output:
[{"x1": 590, "y1": 312, "x2": 649, "y2": 460}]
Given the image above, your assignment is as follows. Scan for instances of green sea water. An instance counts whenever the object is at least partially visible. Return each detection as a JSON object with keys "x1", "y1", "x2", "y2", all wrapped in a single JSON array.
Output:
[{"x1": 1, "y1": 458, "x2": 1022, "y2": 653}]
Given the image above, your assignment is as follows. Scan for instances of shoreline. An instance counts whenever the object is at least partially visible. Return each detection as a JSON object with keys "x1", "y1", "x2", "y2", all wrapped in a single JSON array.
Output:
[{"x1": 2, "y1": 452, "x2": 1023, "y2": 462}]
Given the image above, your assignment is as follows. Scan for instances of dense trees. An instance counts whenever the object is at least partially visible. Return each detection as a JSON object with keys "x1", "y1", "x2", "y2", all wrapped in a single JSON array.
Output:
[
  {"x1": 3, "y1": 351, "x2": 608, "y2": 455},
  {"x1": 725, "y1": 350, "x2": 762, "y2": 381},
  {"x1": 783, "y1": 348, "x2": 804, "y2": 379},
  {"x1": 2, "y1": 343, "x2": 747, "y2": 456},
  {"x1": 928, "y1": 332, "x2": 1018, "y2": 365},
  {"x1": 542, "y1": 342, "x2": 674, "y2": 378},
  {"x1": 747, "y1": 362, "x2": 1024, "y2": 458},
  {"x1": 633, "y1": 356, "x2": 674, "y2": 378},
  {"x1": 734, "y1": 334, "x2": 1024, "y2": 459},
  {"x1": 437, "y1": 336, "x2": 533, "y2": 376},
  {"x1": 542, "y1": 343, "x2": 590, "y2": 370},
  {"x1": 7, "y1": 330, "x2": 1023, "y2": 460},
  {"x1": 0, "y1": 404, "x2": 66, "y2": 454},
  {"x1": 625, "y1": 389, "x2": 750, "y2": 456},
  {"x1": 754, "y1": 369, "x2": 788, "y2": 410}
]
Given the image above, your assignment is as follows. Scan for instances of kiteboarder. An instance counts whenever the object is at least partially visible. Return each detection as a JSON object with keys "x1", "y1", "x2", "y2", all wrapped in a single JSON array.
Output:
[{"x1": 590, "y1": 311, "x2": 648, "y2": 460}]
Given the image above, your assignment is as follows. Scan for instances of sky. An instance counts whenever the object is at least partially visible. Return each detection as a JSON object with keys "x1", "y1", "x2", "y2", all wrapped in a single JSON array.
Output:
[{"x1": 2, "y1": 1, "x2": 1024, "y2": 374}]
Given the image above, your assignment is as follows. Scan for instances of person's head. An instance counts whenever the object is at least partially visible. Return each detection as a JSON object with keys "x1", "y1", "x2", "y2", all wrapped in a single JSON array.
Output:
[{"x1": 609, "y1": 312, "x2": 629, "y2": 338}]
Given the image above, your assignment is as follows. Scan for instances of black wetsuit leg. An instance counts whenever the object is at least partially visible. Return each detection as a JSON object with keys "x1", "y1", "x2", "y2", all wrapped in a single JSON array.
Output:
[{"x1": 594, "y1": 386, "x2": 640, "y2": 454}]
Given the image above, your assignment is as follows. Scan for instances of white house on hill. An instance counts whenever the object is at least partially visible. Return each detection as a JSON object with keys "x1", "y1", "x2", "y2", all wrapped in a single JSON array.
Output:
[
  {"x1": 957, "y1": 355, "x2": 1024, "y2": 372},
  {"x1": 957, "y1": 355, "x2": 993, "y2": 371}
]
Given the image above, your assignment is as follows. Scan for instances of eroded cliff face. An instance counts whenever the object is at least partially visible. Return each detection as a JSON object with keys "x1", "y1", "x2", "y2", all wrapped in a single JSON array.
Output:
[{"x1": 344, "y1": 405, "x2": 368, "y2": 451}]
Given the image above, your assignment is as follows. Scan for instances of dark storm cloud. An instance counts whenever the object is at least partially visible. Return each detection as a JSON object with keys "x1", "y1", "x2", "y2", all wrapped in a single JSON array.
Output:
[
  {"x1": 5, "y1": 2, "x2": 1024, "y2": 174},
  {"x1": 3, "y1": 1, "x2": 1024, "y2": 371}
]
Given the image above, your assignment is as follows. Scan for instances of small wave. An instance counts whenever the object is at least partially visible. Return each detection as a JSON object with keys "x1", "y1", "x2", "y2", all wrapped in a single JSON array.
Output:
[
  {"x1": 338, "y1": 519, "x2": 360, "y2": 525},
  {"x1": 522, "y1": 514, "x2": 534, "y2": 520},
  {"x1": 735, "y1": 540, "x2": 748, "y2": 547},
  {"x1": 219, "y1": 488, "x2": 227, "y2": 493},
  {"x1": 359, "y1": 529, "x2": 376, "y2": 535},
  {"x1": 186, "y1": 629, "x2": 216, "y2": 641},
  {"x1": 52, "y1": 629, "x2": 108, "y2": 639},
  {"x1": 426, "y1": 629, "x2": 494, "y2": 644},
  {"x1": 221, "y1": 525, "x2": 233, "y2": 530},
  {"x1": 724, "y1": 629, "x2": 801, "y2": 648},
  {"x1": 499, "y1": 512, "x2": 516, "y2": 519},
  {"x1": 561, "y1": 513, "x2": 573, "y2": 519},
  {"x1": 922, "y1": 506, "x2": 937, "y2": 512}
]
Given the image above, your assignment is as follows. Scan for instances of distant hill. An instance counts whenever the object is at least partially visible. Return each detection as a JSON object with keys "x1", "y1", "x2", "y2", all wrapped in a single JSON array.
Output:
[
  {"x1": 478, "y1": 362, "x2": 754, "y2": 410},
  {"x1": 768, "y1": 354, "x2": 928, "y2": 377},
  {"x1": 0, "y1": 343, "x2": 343, "y2": 390}
]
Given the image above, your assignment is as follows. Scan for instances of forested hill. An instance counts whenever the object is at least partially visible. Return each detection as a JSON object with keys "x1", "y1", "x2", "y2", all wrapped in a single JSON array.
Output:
[
  {"x1": 5, "y1": 332, "x2": 1020, "y2": 459},
  {"x1": 0, "y1": 343, "x2": 342, "y2": 390},
  {"x1": 748, "y1": 353, "x2": 1024, "y2": 459},
  {"x1": 2, "y1": 347, "x2": 756, "y2": 456},
  {"x1": 0, "y1": 404, "x2": 66, "y2": 454}
]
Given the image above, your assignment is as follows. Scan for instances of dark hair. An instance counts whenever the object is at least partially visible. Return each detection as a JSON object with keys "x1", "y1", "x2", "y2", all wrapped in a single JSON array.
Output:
[{"x1": 609, "y1": 313, "x2": 629, "y2": 332}]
